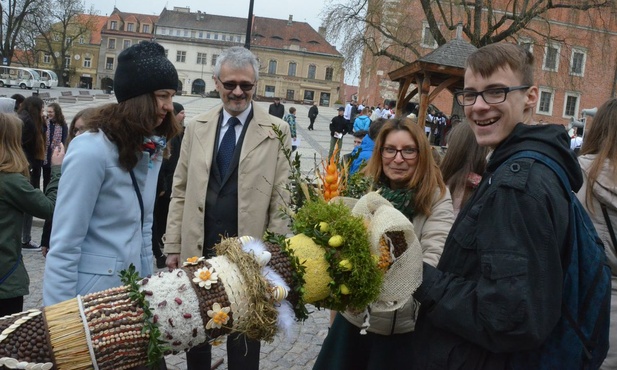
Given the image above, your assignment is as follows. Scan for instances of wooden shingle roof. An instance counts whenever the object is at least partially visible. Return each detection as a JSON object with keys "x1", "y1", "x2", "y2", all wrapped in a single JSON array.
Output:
[{"x1": 418, "y1": 37, "x2": 478, "y2": 68}]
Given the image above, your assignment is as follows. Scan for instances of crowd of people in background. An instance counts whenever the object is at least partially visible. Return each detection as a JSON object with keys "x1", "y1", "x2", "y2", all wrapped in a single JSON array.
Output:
[{"x1": 1, "y1": 41, "x2": 616, "y2": 370}]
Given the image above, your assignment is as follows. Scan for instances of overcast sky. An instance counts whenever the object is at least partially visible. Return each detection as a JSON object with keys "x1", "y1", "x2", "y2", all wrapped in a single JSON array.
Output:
[{"x1": 84, "y1": 0, "x2": 331, "y2": 31}]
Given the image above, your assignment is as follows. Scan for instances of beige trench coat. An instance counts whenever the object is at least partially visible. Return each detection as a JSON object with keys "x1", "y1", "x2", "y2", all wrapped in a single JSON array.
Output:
[{"x1": 163, "y1": 103, "x2": 291, "y2": 260}]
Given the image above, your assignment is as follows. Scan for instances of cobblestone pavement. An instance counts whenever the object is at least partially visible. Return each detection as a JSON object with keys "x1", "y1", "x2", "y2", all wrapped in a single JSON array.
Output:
[{"x1": 22, "y1": 95, "x2": 350, "y2": 369}]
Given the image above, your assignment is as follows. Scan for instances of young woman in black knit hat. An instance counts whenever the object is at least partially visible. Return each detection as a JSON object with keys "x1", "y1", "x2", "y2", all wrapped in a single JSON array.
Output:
[{"x1": 43, "y1": 41, "x2": 181, "y2": 312}]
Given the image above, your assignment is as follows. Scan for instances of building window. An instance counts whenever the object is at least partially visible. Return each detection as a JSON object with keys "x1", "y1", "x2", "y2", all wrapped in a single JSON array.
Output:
[
  {"x1": 518, "y1": 38, "x2": 533, "y2": 54},
  {"x1": 421, "y1": 23, "x2": 437, "y2": 48},
  {"x1": 83, "y1": 57, "x2": 91, "y2": 68},
  {"x1": 286, "y1": 89, "x2": 294, "y2": 100},
  {"x1": 176, "y1": 29, "x2": 181, "y2": 36},
  {"x1": 176, "y1": 51, "x2": 186, "y2": 63},
  {"x1": 563, "y1": 93, "x2": 580, "y2": 117},
  {"x1": 53, "y1": 33, "x2": 60, "y2": 41},
  {"x1": 108, "y1": 38, "x2": 116, "y2": 49},
  {"x1": 143, "y1": 24, "x2": 150, "y2": 33},
  {"x1": 536, "y1": 87, "x2": 554, "y2": 115},
  {"x1": 110, "y1": 21, "x2": 117, "y2": 30},
  {"x1": 123, "y1": 40, "x2": 131, "y2": 49},
  {"x1": 207, "y1": 33, "x2": 211, "y2": 39},
  {"x1": 265, "y1": 85, "x2": 275, "y2": 98},
  {"x1": 64, "y1": 56, "x2": 70, "y2": 69},
  {"x1": 105, "y1": 57, "x2": 114, "y2": 70},
  {"x1": 304, "y1": 90, "x2": 314, "y2": 101},
  {"x1": 197, "y1": 52, "x2": 207, "y2": 64},
  {"x1": 543, "y1": 43, "x2": 560, "y2": 72},
  {"x1": 325, "y1": 67, "x2": 334, "y2": 81},
  {"x1": 221, "y1": 35, "x2": 226, "y2": 41},
  {"x1": 211, "y1": 54, "x2": 218, "y2": 66},
  {"x1": 268, "y1": 60, "x2": 277, "y2": 74},
  {"x1": 127, "y1": 23, "x2": 134, "y2": 32},
  {"x1": 65, "y1": 37, "x2": 72, "y2": 46},
  {"x1": 214, "y1": 34, "x2": 219, "y2": 40},
  {"x1": 308, "y1": 64, "x2": 316, "y2": 79},
  {"x1": 199, "y1": 31, "x2": 203, "y2": 38},
  {"x1": 43, "y1": 54, "x2": 51, "y2": 64},
  {"x1": 79, "y1": 36, "x2": 85, "y2": 44},
  {"x1": 236, "y1": 36, "x2": 241, "y2": 42},
  {"x1": 184, "y1": 30, "x2": 189, "y2": 37},
  {"x1": 288, "y1": 62, "x2": 297, "y2": 76},
  {"x1": 570, "y1": 49, "x2": 586, "y2": 76}
]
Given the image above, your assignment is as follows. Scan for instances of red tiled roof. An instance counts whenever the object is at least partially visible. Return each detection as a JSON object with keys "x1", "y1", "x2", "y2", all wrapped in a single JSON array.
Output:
[
  {"x1": 105, "y1": 8, "x2": 159, "y2": 31},
  {"x1": 74, "y1": 14, "x2": 108, "y2": 44},
  {"x1": 252, "y1": 16, "x2": 341, "y2": 57}
]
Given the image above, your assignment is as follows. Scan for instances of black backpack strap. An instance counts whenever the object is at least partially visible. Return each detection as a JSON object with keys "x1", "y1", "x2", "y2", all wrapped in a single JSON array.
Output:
[
  {"x1": 600, "y1": 203, "x2": 617, "y2": 255},
  {"x1": 129, "y1": 169, "x2": 144, "y2": 227}
]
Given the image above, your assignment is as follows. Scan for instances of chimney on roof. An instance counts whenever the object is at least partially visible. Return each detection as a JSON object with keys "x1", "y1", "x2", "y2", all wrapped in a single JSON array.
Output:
[
  {"x1": 288, "y1": 15, "x2": 293, "y2": 25},
  {"x1": 456, "y1": 22, "x2": 463, "y2": 39},
  {"x1": 318, "y1": 26, "x2": 326, "y2": 37}
]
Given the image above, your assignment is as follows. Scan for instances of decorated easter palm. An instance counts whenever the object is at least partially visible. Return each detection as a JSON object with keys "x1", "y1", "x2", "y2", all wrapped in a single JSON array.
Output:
[{"x1": 0, "y1": 143, "x2": 423, "y2": 370}]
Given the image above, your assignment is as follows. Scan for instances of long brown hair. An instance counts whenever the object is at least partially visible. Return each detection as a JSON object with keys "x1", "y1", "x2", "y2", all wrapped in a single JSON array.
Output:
[
  {"x1": 579, "y1": 98, "x2": 617, "y2": 212},
  {"x1": 17, "y1": 96, "x2": 45, "y2": 160},
  {"x1": 86, "y1": 93, "x2": 181, "y2": 170},
  {"x1": 363, "y1": 117, "x2": 447, "y2": 217},
  {"x1": 0, "y1": 113, "x2": 30, "y2": 177},
  {"x1": 47, "y1": 102, "x2": 67, "y2": 127},
  {"x1": 440, "y1": 120, "x2": 488, "y2": 208}
]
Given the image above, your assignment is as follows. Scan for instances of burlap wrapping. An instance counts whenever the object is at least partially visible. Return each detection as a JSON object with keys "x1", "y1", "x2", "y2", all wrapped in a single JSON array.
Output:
[{"x1": 349, "y1": 192, "x2": 424, "y2": 312}]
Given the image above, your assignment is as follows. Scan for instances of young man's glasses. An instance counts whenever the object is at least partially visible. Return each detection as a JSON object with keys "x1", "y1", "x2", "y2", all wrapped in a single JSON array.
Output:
[
  {"x1": 380, "y1": 147, "x2": 419, "y2": 160},
  {"x1": 454, "y1": 86, "x2": 530, "y2": 106},
  {"x1": 216, "y1": 76, "x2": 255, "y2": 92}
]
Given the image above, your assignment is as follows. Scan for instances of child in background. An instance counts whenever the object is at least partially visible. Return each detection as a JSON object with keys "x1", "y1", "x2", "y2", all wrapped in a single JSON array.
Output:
[
  {"x1": 0, "y1": 113, "x2": 64, "y2": 316},
  {"x1": 284, "y1": 106, "x2": 297, "y2": 151}
]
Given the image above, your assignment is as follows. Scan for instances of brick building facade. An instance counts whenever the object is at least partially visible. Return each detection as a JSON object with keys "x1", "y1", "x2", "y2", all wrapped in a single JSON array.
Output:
[{"x1": 359, "y1": 1, "x2": 617, "y2": 126}]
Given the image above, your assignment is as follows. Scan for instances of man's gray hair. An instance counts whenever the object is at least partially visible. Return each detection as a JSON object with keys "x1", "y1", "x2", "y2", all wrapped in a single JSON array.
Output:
[{"x1": 214, "y1": 46, "x2": 260, "y2": 81}]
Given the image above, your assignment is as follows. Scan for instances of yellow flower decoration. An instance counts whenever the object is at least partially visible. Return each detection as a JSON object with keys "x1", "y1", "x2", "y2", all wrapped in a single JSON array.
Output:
[
  {"x1": 192, "y1": 267, "x2": 218, "y2": 289},
  {"x1": 183, "y1": 256, "x2": 205, "y2": 266},
  {"x1": 206, "y1": 303, "x2": 231, "y2": 329}
]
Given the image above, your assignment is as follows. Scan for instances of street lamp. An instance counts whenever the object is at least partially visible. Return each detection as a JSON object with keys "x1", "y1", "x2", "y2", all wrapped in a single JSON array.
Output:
[{"x1": 244, "y1": 0, "x2": 255, "y2": 49}]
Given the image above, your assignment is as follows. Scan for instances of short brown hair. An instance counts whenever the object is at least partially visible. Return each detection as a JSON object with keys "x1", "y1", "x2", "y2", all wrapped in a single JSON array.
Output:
[{"x1": 465, "y1": 42, "x2": 534, "y2": 86}]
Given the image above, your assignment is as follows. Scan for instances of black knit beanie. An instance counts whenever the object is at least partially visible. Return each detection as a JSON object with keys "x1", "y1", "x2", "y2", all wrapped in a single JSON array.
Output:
[
  {"x1": 114, "y1": 41, "x2": 178, "y2": 103},
  {"x1": 173, "y1": 102, "x2": 185, "y2": 115}
]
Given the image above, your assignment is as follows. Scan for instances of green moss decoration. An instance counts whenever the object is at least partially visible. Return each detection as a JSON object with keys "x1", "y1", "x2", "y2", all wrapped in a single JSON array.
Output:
[{"x1": 292, "y1": 199, "x2": 383, "y2": 312}]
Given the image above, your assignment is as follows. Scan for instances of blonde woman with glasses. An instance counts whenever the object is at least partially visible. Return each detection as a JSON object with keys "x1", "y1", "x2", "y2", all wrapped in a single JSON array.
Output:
[{"x1": 314, "y1": 117, "x2": 454, "y2": 370}]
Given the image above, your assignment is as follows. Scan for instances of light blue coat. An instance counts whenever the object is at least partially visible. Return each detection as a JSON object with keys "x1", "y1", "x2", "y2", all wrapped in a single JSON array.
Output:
[{"x1": 43, "y1": 130, "x2": 160, "y2": 305}]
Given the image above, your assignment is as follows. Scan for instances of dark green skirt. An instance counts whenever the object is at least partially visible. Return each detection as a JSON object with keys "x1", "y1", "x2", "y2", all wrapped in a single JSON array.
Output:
[{"x1": 313, "y1": 313, "x2": 415, "y2": 370}]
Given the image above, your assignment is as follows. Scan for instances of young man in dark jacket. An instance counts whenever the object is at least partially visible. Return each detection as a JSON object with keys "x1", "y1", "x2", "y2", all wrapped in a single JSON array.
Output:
[
  {"x1": 328, "y1": 106, "x2": 347, "y2": 158},
  {"x1": 408, "y1": 43, "x2": 587, "y2": 369},
  {"x1": 268, "y1": 97, "x2": 285, "y2": 118}
]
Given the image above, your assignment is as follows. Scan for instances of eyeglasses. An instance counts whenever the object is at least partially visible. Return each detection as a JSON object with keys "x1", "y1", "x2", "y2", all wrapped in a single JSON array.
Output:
[
  {"x1": 454, "y1": 86, "x2": 530, "y2": 106},
  {"x1": 216, "y1": 76, "x2": 255, "y2": 92},
  {"x1": 380, "y1": 147, "x2": 419, "y2": 160}
]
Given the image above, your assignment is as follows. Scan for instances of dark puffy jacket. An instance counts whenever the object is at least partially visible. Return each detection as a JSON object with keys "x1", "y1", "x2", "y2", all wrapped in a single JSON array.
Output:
[
  {"x1": 409, "y1": 123, "x2": 582, "y2": 369},
  {"x1": 268, "y1": 103, "x2": 285, "y2": 119}
]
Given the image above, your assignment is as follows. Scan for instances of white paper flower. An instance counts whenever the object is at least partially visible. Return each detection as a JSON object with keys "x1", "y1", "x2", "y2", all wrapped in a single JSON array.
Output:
[
  {"x1": 206, "y1": 302, "x2": 231, "y2": 329},
  {"x1": 192, "y1": 267, "x2": 218, "y2": 289},
  {"x1": 183, "y1": 256, "x2": 205, "y2": 266}
]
